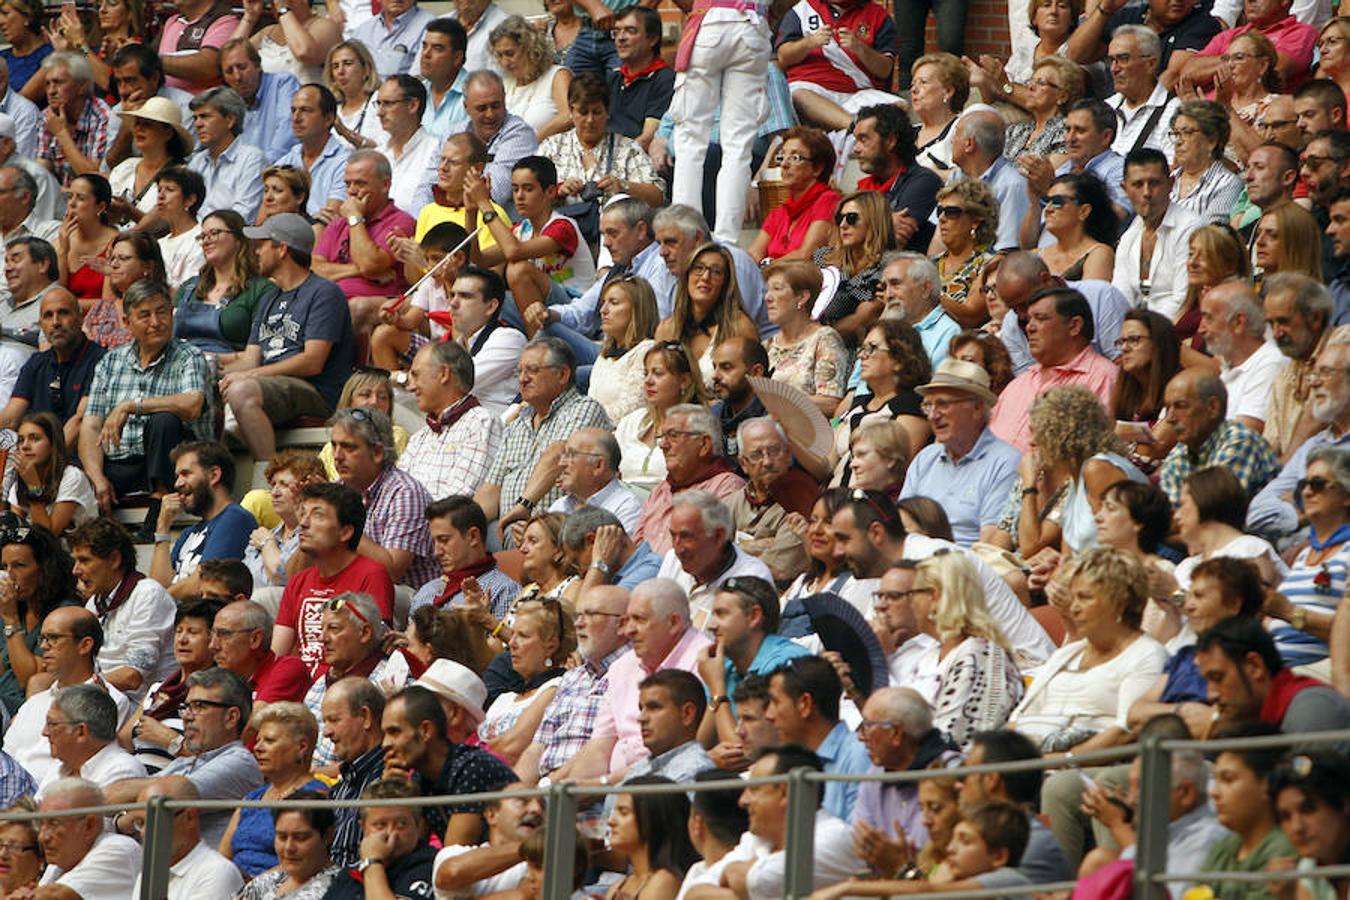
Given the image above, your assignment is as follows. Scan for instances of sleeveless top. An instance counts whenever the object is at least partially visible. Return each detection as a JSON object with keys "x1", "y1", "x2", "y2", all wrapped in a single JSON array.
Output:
[
  {"x1": 1061, "y1": 452, "x2": 1148, "y2": 554},
  {"x1": 257, "y1": 31, "x2": 323, "y2": 84}
]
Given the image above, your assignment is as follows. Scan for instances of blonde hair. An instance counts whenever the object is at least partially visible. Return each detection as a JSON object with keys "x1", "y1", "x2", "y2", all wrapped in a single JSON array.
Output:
[
  {"x1": 850, "y1": 419, "x2": 911, "y2": 481},
  {"x1": 337, "y1": 370, "x2": 393, "y2": 411},
  {"x1": 1071, "y1": 546, "x2": 1148, "y2": 629},
  {"x1": 763, "y1": 259, "x2": 823, "y2": 299},
  {"x1": 1259, "y1": 204, "x2": 1324, "y2": 281},
  {"x1": 913, "y1": 52, "x2": 970, "y2": 111},
  {"x1": 250, "y1": 701, "x2": 319, "y2": 757},
  {"x1": 514, "y1": 599, "x2": 578, "y2": 663},
  {"x1": 936, "y1": 179, "x2": 999, "y2": 248},
  {"x1": 1232, "y1": 31, "x2": 1282, "y2": 93},
  {"x1": 823, "y1": 190, "x2": 896, "y2": 276},
  {"x1": 1033, "y1": 56, "x2": 1088, "y2": 112},
  {"x1": 913, "y1": 553, "x2": 1012, "y2": 653},
  {"x1": 599, "y1": 276, "x2": 660, "y2": 356},
  {"x1": 490, "y1": 15, "x2": 556, "y2": 85},
  {"x1": 1029, "y1": 386, "x2": 1121, "y2": 472},
  {"x1": 324, "y1": 40, "x2": 380, "y2": 104}
]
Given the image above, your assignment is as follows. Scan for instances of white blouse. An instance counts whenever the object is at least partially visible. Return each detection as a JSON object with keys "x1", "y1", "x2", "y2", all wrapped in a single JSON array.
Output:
[
  {"x1": 589, "y1": 339, "x2": 653, "y2": 426},
  {"x1": 107, "y1": 158, "x2": 160, "y2": 215},
  {"x1": 614, "y1": 407, "x2": 667, "y2": 498},
  {"x1": 503, "y1": 66, "x2": 564, "y2": 136},
  {"x1": 158, "y1": 226, "x2": 205, "y2": 293},
  {"x1": 1012, "y1": 634, "x2": 1167, "y2": 740}
]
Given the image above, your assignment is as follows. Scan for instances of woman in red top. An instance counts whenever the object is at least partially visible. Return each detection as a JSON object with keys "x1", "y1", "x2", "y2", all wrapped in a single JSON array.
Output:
[
  {"x1": 749, "y1": 126, "x2": 841, "y2": 264},
  {"x1": 58, "y1": 174, "x2": 119, "y2": 303}
]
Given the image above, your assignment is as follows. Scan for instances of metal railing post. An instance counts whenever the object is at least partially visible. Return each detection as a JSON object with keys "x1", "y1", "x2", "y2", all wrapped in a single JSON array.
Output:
[
  {"x1": 139, "y1": 796, "x2": 172, "y2": 900},
  {"x1": 541, "y1": 781, "x2": 579, "y2": 900},
  {"x1": 783, "y1": 767, "x2": 817, "y2": 899},
  {"x1": 1133, "y1": 734, "x2": 1171, "y2": 900}
]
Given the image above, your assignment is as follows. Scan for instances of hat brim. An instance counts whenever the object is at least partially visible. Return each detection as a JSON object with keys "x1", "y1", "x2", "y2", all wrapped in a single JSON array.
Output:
[
  {"x1": 414, "y1": 677, "x2": 487, "y2": 725},
  {"x1": 117, "y1": 108, "x2": 195, "y2": 156},
  {"x1": 916, "y1": 377, "x2": 998, "y2": 406}
]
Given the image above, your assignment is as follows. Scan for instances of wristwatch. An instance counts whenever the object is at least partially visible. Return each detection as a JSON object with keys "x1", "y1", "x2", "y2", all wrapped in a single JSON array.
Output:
[
  {"x1": 167, "y1": 735, "x2": 185, "y2": 756},
  {"x1": 589, "y1": 560, "x2": 611, "y2": 576},
  {"x1": 710, "y1": 694, "x2": 730, "y2": 712},
  {"x1": 357, "y1": 858, "x2": 383, "y2": 873},
  {"x1": 347, "y1": 214, "x2": 365, "y2": 228},
  {"x1": 2, "y1": 623, "x2": 22, "y2": 639},
  {"x1": 481, "y1": 209, "x2": 498, "y2": 224},
  {"x1": 515, "y1": 495, "x2": 537, "y2": 512}
]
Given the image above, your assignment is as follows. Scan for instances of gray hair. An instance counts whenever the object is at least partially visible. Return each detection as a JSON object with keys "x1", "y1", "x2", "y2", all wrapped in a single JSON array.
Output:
[
  {"x1": 464, "y1": 69, "x2": 505, "y2": 94},
  {"x1": 1264, "y1": 271, "x2": 1334, "y2": 322},
  {"x1": 348, "y1": 148, "x2": 393, "y2": 182},
  {"x1": 52, "y1": 683, "x2": 117, "y2": 743},
  {"x1": 327, "y1": 591, "x2": 388, "y2": 643},
  {"x1": 231, "y1": 600, "x2": 275, "y2": 648},
  {"x1": 1113, "y1": 24, "x2": 1161, "y2": 61},
  {"x1": 1307, "y1": 445, "x2": 1350, "y2": 494},
  {"x1": 652, "y1": 203, "x2": 710, "y2": 240},
  {"x1": 41, "y1": 778, "x2": 103, "y2": 811},
  {"x1": 1217, "y1": 282, "x2": 1267, "y2": 337},
  {"x1": 867, "y1": 687, "x2": 933, "y2": 737},
  {"x1": 560, "y1": 505, "x2": 624, "y2": 551},
  {"x1": 1172, "y1": 749, "x2": 1208, "y2": 793},
  {"x1": 122, "y1": 278, "x2": 172, "y2": 315},
  {"x1": 736, "y1": 416, "x2": 788, "y2": 452},
  {"x1": 960, "y1": 109, "x2": 1007, "y2": 159},
  {"x1": 190, "y1": 87, "x2": 248, "y2": 136},
  {"x1": 0, "y1": 165, "x2": 36, "y2": 211},
  {"x1": 667, "y1": 403, "x2": 723, "y2": 454},
  {"x1": 632, "y1": 577, "x2": 691, "y2": 625},
  {"x1": 186, "y1": 667, "x2": 254, "y2": 734},
  {"x1": 425, "y1": 339, "x2": 476, "y2": 393},
  {"x1": 1191, "y1": 371, "x2": 1229, "y2": 419},
  {"x1": 602, "y1": 196, "x2": 654, "y2": 232},
  {"x1": 41, "y1": 51, "x2": 92, "y2": 83},
  {"x1": 886, "y1": 251, "x2": 941, "y2": 306},
  {"x1": 524, "y1": 334, "x2": 577, "y2": 385},
  {"x1": 671, "y1": 489, "x2": 734, "y2": 538},
  {"x1": 330, "y1": 407, "x2": 397, "y2": 468},
  {"x1": 1329, "y1": 324, "x2": 1350, "y2": 349}
]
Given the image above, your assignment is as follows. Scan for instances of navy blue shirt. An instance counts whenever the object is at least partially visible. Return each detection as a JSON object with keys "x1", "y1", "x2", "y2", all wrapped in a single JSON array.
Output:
[
  {"x1": 248, "y1": 273, "x2": 354, "y2": 409},
  {"x1": 1159, "y1": 644, "x2": 1209, "y2": 704},
  {"x1": 322, "y1": 843, "x2": 436, "y2": 899},
  {"x1": 606, "y1": 65, "x2": 675, "y2": 140},
  {"x1": 171, "y1": 503, "x2": 258, "y2": 577},
  {"x1": 11, "y1": 336, "x2": 107, "y2": 421}
]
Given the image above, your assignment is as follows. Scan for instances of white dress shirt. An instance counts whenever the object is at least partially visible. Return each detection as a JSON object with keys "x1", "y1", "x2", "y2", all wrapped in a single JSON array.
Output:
[
  {"x1": 377, "y1": 127, "x2": 440, "y2": 217},
  {"x1": 36, "y1": 740, "x2": 146, "y2": 797},
  {"x1": 658, "y1": 545, "x2": 775, "y2": 633},
  {"x1": 1220, "y1": 340, "x2": 1289, "y2": 425},
  {"x1": 131, "y1": 840, "x2": 244, "y2": 900},
  {"x1": 38, "y1": 832, "x2": 142, "y2": 900},
  {"x1": 1112, "y1": 201, "x2": 1203, "y2": 319},
  {"x1": 87, "y1": 577, "x2": 179, "y2": 700},
  {"x1": 459, "y1": 324, "x2": 526, "y2": 418},
  {"x1": 4, "y1": 677, "x2": 131, "y2": 785},
  {"x1": 744, "y1": 811, "x2": 867, "y2": 900},
  {"x1": 1109, "y1": 82, "x2": 1179, "y2": 161}
]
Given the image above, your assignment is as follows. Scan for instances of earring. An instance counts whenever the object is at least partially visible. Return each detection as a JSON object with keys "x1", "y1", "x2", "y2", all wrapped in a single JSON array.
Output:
[{"x1": 546, "y1": 657, "x2": 553, "y2": 667}]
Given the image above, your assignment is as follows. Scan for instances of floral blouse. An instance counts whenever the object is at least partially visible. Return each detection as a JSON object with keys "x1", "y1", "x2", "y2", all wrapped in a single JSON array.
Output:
[
  {"x1": 84, "y1": 296, "x2": 132, "y2": 348},
  {"x1": 1004, "y1": 115, "x2": 1067, "y2": 160},
  {"x1": 537, "y1": 130, "x2": 666, "y2": 203},
  {"x1": 935, "y1": 247, "x2": 996, "y2": 310},
  {"x1": 769, "y1": 326, "x2": 850, "y2": 400}
]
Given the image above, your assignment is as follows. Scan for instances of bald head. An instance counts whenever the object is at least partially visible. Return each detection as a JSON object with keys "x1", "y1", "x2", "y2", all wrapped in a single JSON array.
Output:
[
  {"x1": 138, "y1": 775, "x2": 200, "y2": 803},
  {"x1": 1164, "y1": 367, "x2": 1227, "y2": 448},
  {"x1": 957, "y1": 108, "x2": 1007, "y2": 166}
]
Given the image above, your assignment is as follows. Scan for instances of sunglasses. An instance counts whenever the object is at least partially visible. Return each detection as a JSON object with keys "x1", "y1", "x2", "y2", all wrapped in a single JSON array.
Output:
[
  {"x1": 835, "y1": 211, "x2": 862, "y2": 226},
  {"x1": 1298, "y1": 476, "x2": 1338, "y2": 494},
  {"x1": 326, "y1": 595, "x2": 371, "y2": 627},
  {"x1": 935, "y1": 205, "x2": 968, "y2": 219},
  {"x1": 1045, "y1": 194, "x2": 1079, "y2": 209}
]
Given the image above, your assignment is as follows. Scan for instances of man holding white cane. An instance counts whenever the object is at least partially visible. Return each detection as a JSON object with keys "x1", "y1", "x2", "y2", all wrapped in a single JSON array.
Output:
[{"x1": 669, "y1": 0, "x2": 771, "y2": 245}]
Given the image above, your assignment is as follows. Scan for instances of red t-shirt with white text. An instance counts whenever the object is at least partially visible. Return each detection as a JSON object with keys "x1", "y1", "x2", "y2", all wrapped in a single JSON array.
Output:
[{"x1": 276, "y1": 556, "x2": 395, "y2": 674}]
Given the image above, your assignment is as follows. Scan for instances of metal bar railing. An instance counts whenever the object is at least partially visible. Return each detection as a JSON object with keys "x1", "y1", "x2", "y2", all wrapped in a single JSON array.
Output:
[{"x1": 17, "y1": 727, "x2": 1350, "y2": 900}]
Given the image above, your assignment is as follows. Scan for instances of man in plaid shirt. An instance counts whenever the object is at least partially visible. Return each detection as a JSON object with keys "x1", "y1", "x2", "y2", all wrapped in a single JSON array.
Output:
[
  {"x1": 473, "y1": 335, "x2": 612, "y2": 547},
  {"x1": 79, "y1": 280, "x2": 213, "y2": 514},
  {"x1": 517, "y1": 585, "x2": 632, "y2": 781},
  {"x1": 36, "y1": 53, "x2": 113, "y2": 186}
]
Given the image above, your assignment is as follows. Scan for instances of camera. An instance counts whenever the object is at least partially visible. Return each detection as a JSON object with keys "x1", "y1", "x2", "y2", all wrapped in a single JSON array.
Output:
[{"x1": 579, "y1": 181, "x2": 603, "y2": 203}]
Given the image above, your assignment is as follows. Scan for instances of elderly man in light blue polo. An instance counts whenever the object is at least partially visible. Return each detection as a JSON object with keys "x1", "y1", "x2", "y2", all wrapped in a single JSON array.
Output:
[{"x1": 900, "y1": 358, "x2": 1021, "y2": 547}]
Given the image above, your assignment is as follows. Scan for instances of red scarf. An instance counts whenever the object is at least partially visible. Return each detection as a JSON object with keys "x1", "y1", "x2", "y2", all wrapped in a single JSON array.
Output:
[
  {"x1": 618, "y1": 57, "x2": 668, "y2": 87},
  {"x1": 434, "y1": 555, "x2": 498, "y2": 607},
  {"x1": 427, "y1": 395, "x2": 480, "y2": 433},
  {"x1": 670, "y1": 456, "x2": 738, "y2": 491},
  {"x1": 1260, "y1": 668, "x2": 1327, "y2": 724},
  {"x1": 94, "y1": 571, "x2": 144, "y2": 619},
  {"x1": 778, "y1": 181, "x2": 832, "y2": 229}
]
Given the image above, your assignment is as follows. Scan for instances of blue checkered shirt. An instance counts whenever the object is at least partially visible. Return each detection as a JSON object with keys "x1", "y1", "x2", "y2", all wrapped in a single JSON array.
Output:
[
  {"x1": 486, "y1": 388, "x2": 613, "y2": 511},
  {"x1": 1159, "y1": 419, "x2": 1281, "y2": 506},
  {"x1": 536, "y1": 645, "x2": 627, "y2": 776},
  {"x1": 85, "y1": 339, "x2": 213, "y2": 460}
]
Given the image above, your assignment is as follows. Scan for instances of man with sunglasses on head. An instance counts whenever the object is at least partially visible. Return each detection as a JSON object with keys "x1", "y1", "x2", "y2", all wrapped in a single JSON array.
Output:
[
  {"x1": 210, "y1": 598, "x2": 311, "y2": 706},
  {"x1": 901, "y1": 358, "x2": 1019, "y2": 547}
]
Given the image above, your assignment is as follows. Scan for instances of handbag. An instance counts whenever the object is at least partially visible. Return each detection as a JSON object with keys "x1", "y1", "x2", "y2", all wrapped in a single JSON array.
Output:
[{"x1": 557, "y1": 132, "x2": 616, "y2": 246}]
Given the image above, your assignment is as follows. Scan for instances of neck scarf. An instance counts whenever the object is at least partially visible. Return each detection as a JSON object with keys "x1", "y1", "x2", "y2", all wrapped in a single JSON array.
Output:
[
  {"x1": 434, "y1": 556, "x2": 497, "y2": 606},
  {"x1": 777, "y1": 180, "x2": 830, "y2": 224},
  {"x1": 427, "y1": 394, "x2": 481, "y2": 434},
  {"x1": 1309, "y1": 522, "x2": 1350, "y2": 551},
  {"x1": 618, "y1": 57, "x2": 668, "y2": 87},
  {"x1": 1260, "y1": 668, "x2": 1327, "y2": 725},
  {"x1": 94, "y1": 571, "x2": 144, "y2": 619}
]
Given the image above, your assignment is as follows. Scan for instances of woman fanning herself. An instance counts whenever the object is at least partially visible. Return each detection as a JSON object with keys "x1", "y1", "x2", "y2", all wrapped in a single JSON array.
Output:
[
  {"x1": 764, "y1": 260, "x2": 849, "y2": 416},
  {"x1": 654, "y1": 243, "x2": 758, "y2": 389},
  {"x1": 7, "y1": 411, "x2": 94, "y2": 535},
  {"x1": 910, "y1": 552, "x2": 1023, "y2": 751},
  {"x1": 812, "y1": 191, "x2": 896, "y2": 344},
  {"x1": 1037, "y1": 173, "x2": 1116, "y2": 281},
  {"x1": 748, "y1": 127, "x2": 840, "y2": 263},
  {"x1": 478, "y1": 598, "x2": 574, "y2": 764},
  {"x1": 606, "y1": 776, "x2": 699, "y2": 900}
]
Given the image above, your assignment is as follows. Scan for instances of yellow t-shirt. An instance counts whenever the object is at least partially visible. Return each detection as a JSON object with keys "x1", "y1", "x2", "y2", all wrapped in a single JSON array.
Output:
[{"x1": 414, "y1": 202, "x2": 508, "y2": 245}]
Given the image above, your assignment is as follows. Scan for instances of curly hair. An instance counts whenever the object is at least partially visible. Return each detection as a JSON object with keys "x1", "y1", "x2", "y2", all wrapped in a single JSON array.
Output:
[
  {"x1": 264, "y1": 448, "x2": 327, "y2": 485},
  {"x1": 1232, "y1": 31, "x2": 1282, "y2": 93},
  {"x1": 1173, "y1": 101, "x2": 1231, "y2": 162},
  {"x1": 823, "y1": 190, "x2": 896, "y2": 276},
  {"x1": 914, "y1": 552, "x2": 1013, "y2": 653},
  {"x1": 1029, "y1": 386, "x2": 1121, "y2": 471},
  {"x1": 936, "y1": 179, "x2": 999, "y2": 248},
  {"x1": 949, "y1": 330, "x2": 1015, "y2": 394},
  {"x1": 671, "y1": 243, "x2": 745, "y2": 346},
  {"x1": 913, "y1": 52, "x2": 970, "y2": 112},
  {"x1": 868, "y1": 319, "x2": 933, "y2": 391},
  {"x1": 1071, "y1": 546, "x2": 1148, "y2": 630},
  {"x1": 0, "y1": 523, "x2": 74, "y2": 620},
  {"x1": 490, "y1": 14, "x2": 556, "y2": 85}
]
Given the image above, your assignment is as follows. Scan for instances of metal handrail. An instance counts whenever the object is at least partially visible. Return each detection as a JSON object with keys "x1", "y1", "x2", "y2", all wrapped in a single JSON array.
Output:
[{"x1": 19, "y1": 726, "x2": 1350, "y2": 900}]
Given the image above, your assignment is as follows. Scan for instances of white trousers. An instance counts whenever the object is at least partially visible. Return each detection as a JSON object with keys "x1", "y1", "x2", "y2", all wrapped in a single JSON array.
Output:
[{"x1": 670, "y1": 15, "x2": 771, "y2": 244}]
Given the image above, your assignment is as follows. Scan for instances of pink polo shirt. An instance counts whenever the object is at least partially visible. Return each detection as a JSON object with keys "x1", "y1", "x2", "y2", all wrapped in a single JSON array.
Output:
[
  {"x1": 157, "y1": 13, "x2": 238, "y2": 93},
  {"x1": 1196, "y1": 17, "x2": 1317, "y2": 88},
  {"x1": 593, "y1": 626, "x2": 713, "y2": 774},
  {"x1": 988, "y1": 345, "x2": 1119, "y2": 453}
]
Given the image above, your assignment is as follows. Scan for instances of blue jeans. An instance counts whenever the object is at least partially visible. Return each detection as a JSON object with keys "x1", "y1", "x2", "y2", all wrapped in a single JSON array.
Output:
[
  {"x1": 565, "y1": 27, "x2": 620, "y2": 74},
  {"x1": 499, "y1": 290, "x2": 601, "y2": 372}
]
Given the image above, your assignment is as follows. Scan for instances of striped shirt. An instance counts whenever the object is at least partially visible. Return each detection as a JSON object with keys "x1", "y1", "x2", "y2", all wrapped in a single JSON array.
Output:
[
  {"x1": 1171, "y1": 160, "x2": 1245, "y2": 225},
  {"x1": 1271, "y1": 542, "x2": 1350, "y2": 667},
  {"x1": 536, "y1": 646, "x2": 627, "y2": 776}
]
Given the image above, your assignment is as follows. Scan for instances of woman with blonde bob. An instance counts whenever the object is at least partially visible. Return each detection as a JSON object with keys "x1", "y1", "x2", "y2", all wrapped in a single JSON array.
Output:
[
  {"x1": 479, "y1": 597, "x2": 576, "y2": 763},
  {"x1": 1318, "y1": 17, "x2": 1350, "y2": 99},
  {"x1": 848, "y1": 419, "x2": 910, "y2": 499},
  {"x1": 812, "y1": 190, "x2": 896, "y2": 343},
  {"x1": 1177, "y1": 223, "x2": 1251, "y2": 347},
  {"x1": 615, "y1": 341, "x2": 708, "y2": 496},
  {"x1": 590, "y1": 275, "x2": 660, "y2": 424},
  {"x1": 656, "y1": 242, "x2": 758, "y2": 389},
  {"x1": 324, "y1": 40, "x2": 384, "y2": 147},
  {"x1": 764, "y1": 259, "x2": 850, "y2": 415},
  {"x1": 910, "y1": 552, "x2": 1023, "y2": 750}
]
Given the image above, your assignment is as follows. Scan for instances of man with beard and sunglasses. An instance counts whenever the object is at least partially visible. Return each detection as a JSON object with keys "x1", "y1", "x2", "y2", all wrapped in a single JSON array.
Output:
[{"x1": 149, "y1": 441, "x2": 257, "y2": 601}]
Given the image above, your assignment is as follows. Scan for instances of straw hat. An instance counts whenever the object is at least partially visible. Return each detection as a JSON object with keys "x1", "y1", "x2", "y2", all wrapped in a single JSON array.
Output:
[{"x1": 117, "y1": 97, "x2": 194, "y2": 153}]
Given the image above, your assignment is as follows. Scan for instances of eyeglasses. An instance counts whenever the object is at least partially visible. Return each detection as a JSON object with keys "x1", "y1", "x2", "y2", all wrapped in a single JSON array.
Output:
[
  {"x1": 935, "y1": 205, "x2": 968, "y2": 219},
  {"x1": 835, "y1": 211, "x2": 862, "y2": 226},
  {"x1": 0, "y1": 842, "x2": 37, "y2": 855},
  {"x1": 1220, "y1": 51, "x2": 1255, "y2": 64},
  {"x1": 919, "y1": 397, "x2": 974, "y2": 415},
  {"x1": 689, "y1": 263, "x2": 727, "y2": 280},
  {"x1": 872, "y1": 588, "x2": 935, "y2": 604},
  {"x1": 740, "y1": 445, "x2": 787, "y2": 463},
  {"x1": 347, "y1": 407, "x2": 376, "y2": 425},
  {"x1": 326, "y1": 595, "x2": 371, "y2": 628},
  {"x1": 1169, "y1": 126, "x2": 1203, "y2": 139},
  {"x1": 515, "y1": 363, "x2": 562, "y2": 378},
  {"x1": 849, "y1": 488, "x2": 899, "y2": 525},
  {"x1": 857, "y1": 341, "x2": 889, "y2": 358},
  {"x1": 198, "y1": 228, "x2": 232, "y2": 244},
  {"x1": 722, "y1": 576, "x2": 778, "y2": 607},
  {"x1": 1105, "y1": 52, "x2": 1141, "y2": 66},
  {"x1": 780, "y1": 152, "x2": 812, "y2": 165},
  {"x1": 1114, "y1": 334, "x2": 1149, "y2": 348},
  {"x1": 560, "y1": 448, "x2": 605, "y2": 461},
  {"x1": 375, "y1": 96, "x2": 412, "y2": 107},
  {"x1": 1310, "y1": 366, "x2": 1349, "y2": 382},
  {"x1": 856, "y1": 719, "x2": 903, "y2": 734},
  {"x1": 1027, "y1": 76, "x2": 1063, "y2": 89},
  {"x1": 184, "y1": 698, "x2": 232, "y2": 715},
  {"x1": 210, "y1": 626, "x2": 260, "y2": 639},
  {"x1": 1045, "y1": 194, "x2": 1080, "y2": 209},
  {"x1": 1260, "y1": 118, "x2": 1298, "y2": 131},
  {"x1": 37, "y1": 632, "x2": 72, "y2": 645},
  {"x1": 656, "y1": 429, "x2": 703, "y2": 445},
  {"x1": 574, "y1": 610, "x2": 624, "y2": 622},
  {"x1": 1298, "y1": 476, "x2": 1338, "y2": 494}
]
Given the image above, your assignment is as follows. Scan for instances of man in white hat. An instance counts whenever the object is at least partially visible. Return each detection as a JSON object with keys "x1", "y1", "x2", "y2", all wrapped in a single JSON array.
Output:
[
  {"x1": 900, "y1": 358, "x2": 1021, "y2": 547},
  {"x1": 0, "y1": 113, "x2": 59, "y2": 225},
  {"x1": 415, "y1": 658, "x2": 489, "y2": 745}
]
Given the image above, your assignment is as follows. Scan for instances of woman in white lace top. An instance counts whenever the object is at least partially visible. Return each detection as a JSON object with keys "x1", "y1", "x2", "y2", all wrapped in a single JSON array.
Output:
[
  {"x1": 614, "y1": 342, "x2": 707, "y2": 498},
  {"x1": 589, "y1": 276, "x2": 659, "y2": 424}
]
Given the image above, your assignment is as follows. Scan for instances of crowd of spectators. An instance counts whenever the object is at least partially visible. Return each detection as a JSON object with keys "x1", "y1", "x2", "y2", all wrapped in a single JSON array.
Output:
[{"x1": 0, "y1": 0, "x2": 1349, "y2": 895}]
